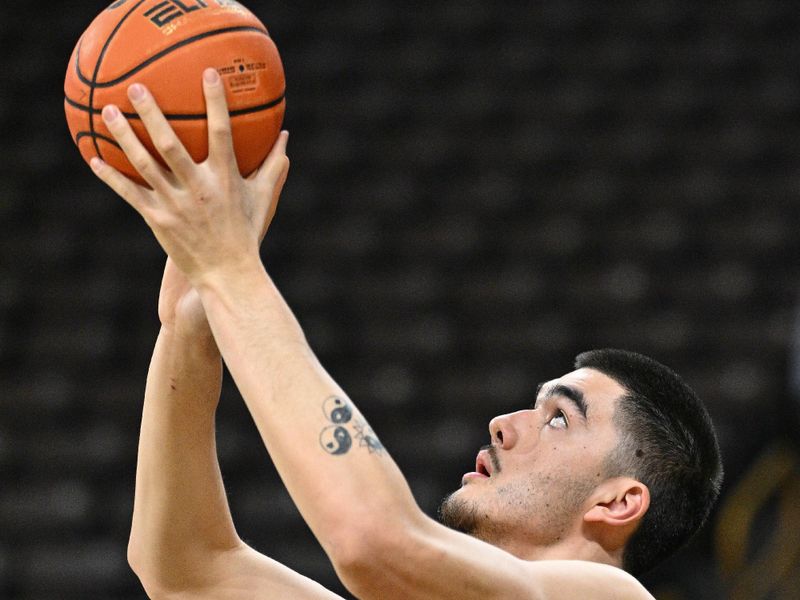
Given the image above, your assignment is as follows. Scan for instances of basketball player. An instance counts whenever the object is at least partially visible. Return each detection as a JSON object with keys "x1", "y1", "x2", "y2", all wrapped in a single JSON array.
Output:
[{"x1": 91, "y1": 69, "x2": 723, "y2": 599}]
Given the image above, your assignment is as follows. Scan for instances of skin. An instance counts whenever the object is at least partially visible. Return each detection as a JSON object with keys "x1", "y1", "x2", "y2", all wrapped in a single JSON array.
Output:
[
  {"x1": 93, "y1": 69, "x2": 655, "y2": 599},
  {"x1": 441, "y1": 369, "x2": 637, "y2": 562}
]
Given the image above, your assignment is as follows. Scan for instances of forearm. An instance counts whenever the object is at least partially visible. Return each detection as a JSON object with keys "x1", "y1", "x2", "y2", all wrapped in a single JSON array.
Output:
[
  {"x1": 128, "y1": 325, "x2": 239, "y2": 589},
  {"x1": 196, "y1": 261, "x2": 421, "y2": 561}
]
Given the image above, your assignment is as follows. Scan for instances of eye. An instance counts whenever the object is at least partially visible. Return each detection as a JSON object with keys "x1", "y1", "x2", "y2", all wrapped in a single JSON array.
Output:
[{"x1": 547, "y1": 410, "x2": 568, "y2": 429}]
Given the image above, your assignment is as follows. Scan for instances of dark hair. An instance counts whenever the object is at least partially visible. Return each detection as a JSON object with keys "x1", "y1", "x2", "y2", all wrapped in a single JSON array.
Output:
[{"x1": 574, "y1": 349, "x2": 723, "y2": 576}]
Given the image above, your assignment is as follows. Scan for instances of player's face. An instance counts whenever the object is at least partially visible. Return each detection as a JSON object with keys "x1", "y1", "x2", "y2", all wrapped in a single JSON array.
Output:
[{"x1": 439, "y1": 368, "x2": 625, "y2": 553}]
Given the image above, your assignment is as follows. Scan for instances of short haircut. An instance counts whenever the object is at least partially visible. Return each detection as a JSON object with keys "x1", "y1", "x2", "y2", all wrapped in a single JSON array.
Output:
[{"x1": 574, "y1": 349, "x2": 723, "y2": 575}]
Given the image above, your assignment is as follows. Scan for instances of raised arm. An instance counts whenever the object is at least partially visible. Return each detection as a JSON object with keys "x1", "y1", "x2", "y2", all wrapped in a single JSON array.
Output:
[
  {"x1": 124, "y1": 252, "x2": 341, "y2": 597},
  {"x1": 191, "y1": 261, "x2": 649, "y2": 600},
  {"x1": 95, "y1": 70, "x2": 651, "y2": 600},
  {"x1": 126, "y1": 258, "x2": 232, "y2": 595}
]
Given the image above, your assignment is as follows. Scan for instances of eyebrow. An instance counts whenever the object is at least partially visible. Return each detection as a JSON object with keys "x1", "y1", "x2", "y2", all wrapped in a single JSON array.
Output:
[{"x1": 533, "y1": 382, "x2": 589, "y2": 423}]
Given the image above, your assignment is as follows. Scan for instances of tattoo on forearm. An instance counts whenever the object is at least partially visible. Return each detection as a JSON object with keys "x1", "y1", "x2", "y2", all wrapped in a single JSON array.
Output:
[
  {"x1": 354, "y1": 419, "x2": 385, "y2": 454},
  {"x1": 323, "y1": 396, "x2": 353, "y2": 424},
  {"x1": 319, "y1": 396, "x2": 384, "y2": 456},
  {"x1": 320, "y1": 425, "x2": 352, "y2": 455}
]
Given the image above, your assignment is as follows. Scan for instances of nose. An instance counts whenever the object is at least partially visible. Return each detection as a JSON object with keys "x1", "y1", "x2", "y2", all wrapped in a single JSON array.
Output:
[{"x1": 488, "y1": 411, "x2": 520, "y2": 450}]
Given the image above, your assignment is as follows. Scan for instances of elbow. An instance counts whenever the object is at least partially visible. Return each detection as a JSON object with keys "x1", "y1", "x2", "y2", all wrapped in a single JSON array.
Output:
[
  {"x1": 126, "y1": 539, "x2": 196, "y2": 599},
  {"x1": 325, "y1": 525, "x2": 373, "y2": 582},
  {"x1": 327, "y1": 516, "x2": 420, "y2": 598},
  {"x1": 128, "y1": 534, "x2": 247, "y2": 597},
  {"x1": 330, "y1": 537, "x2": 387, "y2": 598},
  {"x1": 127, "y1": 538, "x2": 160, "y2": 589},
  {"x1": 127, "y1": 538, "x2": 146, "y2": 581},
  {"x1": 127, "y1": 542, "x2": 168, "y2": 600}
]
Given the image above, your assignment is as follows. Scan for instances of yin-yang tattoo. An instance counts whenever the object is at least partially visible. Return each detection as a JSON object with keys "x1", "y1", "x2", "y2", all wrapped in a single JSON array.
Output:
[
  {"x1": 323, "y1": 396, "x2": 353, "y2": 424},
  {"x1": 320, "y1": 425, "x2": 352, "y2": 455},
  {"x1": 318, "y1": 396, "x2": 383, "y2": 457}
]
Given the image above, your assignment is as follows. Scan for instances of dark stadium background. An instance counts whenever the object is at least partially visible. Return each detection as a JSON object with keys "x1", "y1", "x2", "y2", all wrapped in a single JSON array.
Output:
[{"x1": 2, "y1": 1, "x2": 800, "y2": 598}]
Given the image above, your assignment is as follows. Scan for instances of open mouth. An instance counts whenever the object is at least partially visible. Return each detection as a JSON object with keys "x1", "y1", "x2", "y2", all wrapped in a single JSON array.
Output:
[
  {"x1": 475, "y1": 451, "x2": 492, "y2": 477},
  {"x1": 463, "y1": 448, "x2": 497, "y2": 483}
]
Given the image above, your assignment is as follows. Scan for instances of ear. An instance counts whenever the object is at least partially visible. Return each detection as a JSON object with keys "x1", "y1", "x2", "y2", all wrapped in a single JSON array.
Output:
[{"x1": 583, "y1": 477, "x2": 650, "y2": 527}]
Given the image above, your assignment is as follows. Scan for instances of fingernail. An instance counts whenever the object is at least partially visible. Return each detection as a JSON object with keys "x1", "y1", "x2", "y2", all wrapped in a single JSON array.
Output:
[
  {"x1": 204, "y1": 68, "x2": 220, "y2": 85},
  {"x1": 128, "y1": 83, "x2": 145, "y2": 102},
  {"x1": 90, "y1": 157, "x2": 104, "y2": 172},
  {"x1": 102, "y1": 105, "x2": 120, "y2": 122}
]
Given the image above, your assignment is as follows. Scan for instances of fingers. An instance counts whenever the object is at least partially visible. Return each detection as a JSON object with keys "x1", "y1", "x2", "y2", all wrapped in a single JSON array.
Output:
[
  {"x1": 125, "y1": 83, "x2": 197, "y2": 184},
  {"x1": 252, "y1": 132, "x2": 290, "y2": 241},
  {"x1": 273, "y1": 154, "x2": 290, "y2": 200},
  {"x1": 102, "y1": 103, "x2": 172, "y2": 194},
  {"x1": 259, "y1": 156, "x2": 290, "y2": 241},
  {"x1": 90, "y1": 156, "x2": 153, "y2": 215},
  {"x1": 254, "y1": 131, "x2": 290, "y2": 190},
  {"x1": 202, "y1": 68, "x2": 236, "y2": 169}
]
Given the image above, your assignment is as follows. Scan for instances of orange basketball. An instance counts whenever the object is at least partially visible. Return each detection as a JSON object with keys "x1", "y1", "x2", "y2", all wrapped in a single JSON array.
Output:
[{"x1": 64, "y1": 0, "x2": 285, "y2": 186}]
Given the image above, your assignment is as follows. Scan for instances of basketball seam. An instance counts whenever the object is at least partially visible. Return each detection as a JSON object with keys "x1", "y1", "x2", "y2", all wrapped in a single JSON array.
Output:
[
  {"x1": 84, "y1": 0, "x2": 148, "y2": 161},
  {"x1": 75, "y1": 26, "x2": 270, "y2": 89},
  {"x1": 76, "y1": 131, "x2": 121, "y2": 149},
  {"x1": 65, "y1": 92, "x2": 286, "y2": 120}
]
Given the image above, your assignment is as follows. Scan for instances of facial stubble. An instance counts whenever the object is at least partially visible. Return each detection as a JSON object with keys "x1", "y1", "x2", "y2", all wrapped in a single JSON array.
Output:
[{"x1": 439, "y1": 470, "x2": 600, "y2": 547}]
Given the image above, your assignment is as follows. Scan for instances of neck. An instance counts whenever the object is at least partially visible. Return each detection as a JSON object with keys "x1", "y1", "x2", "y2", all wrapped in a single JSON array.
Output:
[{"x1": 484, "y1": 530, "x2": 624, "y2": 569}]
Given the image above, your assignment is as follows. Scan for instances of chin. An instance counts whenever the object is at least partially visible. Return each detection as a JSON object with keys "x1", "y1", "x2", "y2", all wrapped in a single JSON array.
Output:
[{"x1": 437, "y1": 489, "x2": 482, "y2": 535}]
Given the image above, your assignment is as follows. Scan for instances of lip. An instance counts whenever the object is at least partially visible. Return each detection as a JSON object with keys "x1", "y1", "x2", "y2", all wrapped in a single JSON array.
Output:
[{"x1": 475, "y1": 449, "x2": 492, "y2": 477}]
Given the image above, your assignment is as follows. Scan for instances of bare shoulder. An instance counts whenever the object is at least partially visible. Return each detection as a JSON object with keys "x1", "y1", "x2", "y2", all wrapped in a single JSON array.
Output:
[{"x1": 524, "y1": 560, "x2": 654, "y2": 600}]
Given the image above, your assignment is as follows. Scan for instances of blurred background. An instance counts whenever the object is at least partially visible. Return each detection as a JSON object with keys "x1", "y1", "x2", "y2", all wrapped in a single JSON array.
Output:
[{"x1": 2, "y1": 0, "x2": 800, "y2": 598}]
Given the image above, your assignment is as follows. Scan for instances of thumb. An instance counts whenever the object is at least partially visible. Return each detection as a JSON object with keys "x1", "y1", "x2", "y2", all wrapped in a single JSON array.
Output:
[
  {"x1": 254, "y1": 131, "x2": 290, "y2": 191},
  {"x1": 259, "y1": 158, "x2": 290, "y2": 242}
]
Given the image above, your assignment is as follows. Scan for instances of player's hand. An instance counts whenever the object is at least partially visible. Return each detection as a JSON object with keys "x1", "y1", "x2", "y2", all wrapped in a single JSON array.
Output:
[
  {"x1": 157, "y1": 178, "x2": 283, "y2": 340},
  {"x1": 90, "y1": 68, "x2": 290, "y2": 288},
  {"x1": 157, "y1": 257, "x2": 209, "y2": 339}
]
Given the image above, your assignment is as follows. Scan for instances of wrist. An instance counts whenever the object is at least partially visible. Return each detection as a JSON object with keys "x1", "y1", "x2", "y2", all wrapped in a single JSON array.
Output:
[
  {"x1": 160, "y1": 321, "x2": 219, "y2": 357},
  {"x1": 191, "y1": 253, "x2": 266, "y2": 295},
  {"x1": 195, "y1": 258, "x2": 311, "y2": 351}
]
